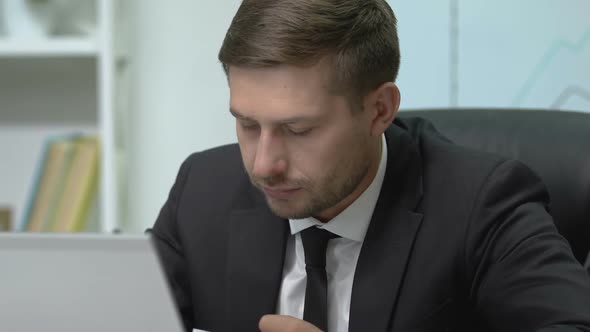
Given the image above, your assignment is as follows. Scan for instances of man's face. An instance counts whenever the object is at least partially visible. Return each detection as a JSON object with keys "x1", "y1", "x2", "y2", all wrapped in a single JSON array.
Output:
[{"x1": 229, "y1": 63, "x2": 377, "y2": 221}]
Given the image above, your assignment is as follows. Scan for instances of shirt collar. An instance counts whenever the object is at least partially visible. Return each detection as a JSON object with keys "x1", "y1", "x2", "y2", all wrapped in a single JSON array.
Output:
[{"x1": 289, "y1": 135, "x2": 388, "y2": 242}]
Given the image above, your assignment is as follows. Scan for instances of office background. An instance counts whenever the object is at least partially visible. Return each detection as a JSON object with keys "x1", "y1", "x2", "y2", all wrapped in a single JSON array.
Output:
[{"x1": 1, "y1": 0, "x2": 589, "y2": 233}]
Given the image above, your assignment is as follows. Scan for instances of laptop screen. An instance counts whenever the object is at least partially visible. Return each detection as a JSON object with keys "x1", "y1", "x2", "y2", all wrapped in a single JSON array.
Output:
[{"x1": 0, "y1": 233, "x2": 184, "y2": 332}]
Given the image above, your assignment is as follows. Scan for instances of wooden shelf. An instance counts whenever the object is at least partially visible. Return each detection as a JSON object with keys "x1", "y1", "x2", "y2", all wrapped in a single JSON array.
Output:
[{"x1": 0, "y1": 38, "x2": 99, "y2": 57}]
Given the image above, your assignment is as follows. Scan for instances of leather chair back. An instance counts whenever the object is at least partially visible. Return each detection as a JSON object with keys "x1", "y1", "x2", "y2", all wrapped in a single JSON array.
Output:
[{"x1": 401, "y1": 109, "x2": 590, "y2": 263}]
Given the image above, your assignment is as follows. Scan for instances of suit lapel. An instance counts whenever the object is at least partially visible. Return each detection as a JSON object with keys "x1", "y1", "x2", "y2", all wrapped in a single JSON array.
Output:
[
  {"x1": 349, "y1": 121, "x2": 425, "y2": 332},
  {"x1": 226, "y1": 188, "x2": 289, "y2": 331}
]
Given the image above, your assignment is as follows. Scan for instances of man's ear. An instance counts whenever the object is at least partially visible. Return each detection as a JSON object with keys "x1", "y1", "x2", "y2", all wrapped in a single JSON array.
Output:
[{"x1": 364, "y1": 82, "x2": 401, "y2": 137}]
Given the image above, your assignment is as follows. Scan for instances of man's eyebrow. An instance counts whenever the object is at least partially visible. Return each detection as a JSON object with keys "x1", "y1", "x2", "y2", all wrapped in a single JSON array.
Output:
[
  {"x1": 229, "y1": 108, "x2": 249, "y2": 120},
  {"x1": 229, "y1": 107, "x2": 254, "y2": 121},
  {"x1": 229, "y1": 107, "x2": 318, "y2": 124}
]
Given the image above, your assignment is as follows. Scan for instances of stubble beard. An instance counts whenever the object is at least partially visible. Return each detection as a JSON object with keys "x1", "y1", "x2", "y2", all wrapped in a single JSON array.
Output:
[{"x1": 251, "y1": 157, "x2": 371, "y2": 220}]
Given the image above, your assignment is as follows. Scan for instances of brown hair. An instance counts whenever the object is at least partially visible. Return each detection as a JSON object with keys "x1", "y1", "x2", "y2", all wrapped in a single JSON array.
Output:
[{"x1": 218, "y1": 0, "x2": 401, "y2": 106}]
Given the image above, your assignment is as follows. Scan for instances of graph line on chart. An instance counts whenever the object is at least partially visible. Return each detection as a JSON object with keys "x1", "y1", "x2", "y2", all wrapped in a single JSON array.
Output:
[
  {"x1": 551, "y1": 85, "x2": 590, "y2": 109},
  {"x1": 512, "y1": 27, "x2": 590, "y2": 106}
]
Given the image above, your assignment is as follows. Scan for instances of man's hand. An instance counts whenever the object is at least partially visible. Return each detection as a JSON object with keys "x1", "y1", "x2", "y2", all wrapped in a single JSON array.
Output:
[{"x1": 259, "y1": 315, "x2": 323, "y2": 332}]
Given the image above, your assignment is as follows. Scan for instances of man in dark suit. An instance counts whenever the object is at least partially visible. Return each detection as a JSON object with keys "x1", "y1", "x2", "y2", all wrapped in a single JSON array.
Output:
[{"x1": 151, "y1": 0, "x2": 590, "y2": 331}]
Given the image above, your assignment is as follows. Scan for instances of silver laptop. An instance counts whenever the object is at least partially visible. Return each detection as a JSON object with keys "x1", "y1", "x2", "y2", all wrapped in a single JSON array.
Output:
[{"x1": 0, "y1": 233, "x2": 185, "y2": 332}]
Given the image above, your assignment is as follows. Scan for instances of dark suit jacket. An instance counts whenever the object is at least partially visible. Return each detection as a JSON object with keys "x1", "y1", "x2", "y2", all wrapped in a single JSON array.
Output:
[{"x1": 151, "y1": 117, "x2": 590, "y2": 332}]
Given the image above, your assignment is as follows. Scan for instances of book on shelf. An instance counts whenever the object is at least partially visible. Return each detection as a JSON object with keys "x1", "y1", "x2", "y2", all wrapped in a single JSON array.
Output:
[
  {"x1": 50, "y1": 136, "x2": 100, "y2": 232},
  {"x1": 0, "y1": 207, "x2": 11, "y2": 231},
  {"x1": 21, "y1": 134, "x2": 100, "y2": 233},
  {"x1": 21, "y1": 134, "x2": 79, "y2": 232}
]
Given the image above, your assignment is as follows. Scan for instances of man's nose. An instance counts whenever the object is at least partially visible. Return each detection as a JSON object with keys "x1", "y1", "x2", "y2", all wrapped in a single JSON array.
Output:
[{"x1": 251, "y1": 130, "x2": 287, "y2": 180}]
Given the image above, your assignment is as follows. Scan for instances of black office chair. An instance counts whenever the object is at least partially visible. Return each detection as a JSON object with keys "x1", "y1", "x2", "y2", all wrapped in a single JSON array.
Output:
[{"x1": 400, "y1": 109, "x2": 590, "y2": 266}]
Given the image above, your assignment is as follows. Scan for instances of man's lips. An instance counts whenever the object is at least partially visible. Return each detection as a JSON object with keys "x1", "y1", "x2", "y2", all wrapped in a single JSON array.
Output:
[{"x1": 261, "y1": 186, "x2": 301, "y2": 199}]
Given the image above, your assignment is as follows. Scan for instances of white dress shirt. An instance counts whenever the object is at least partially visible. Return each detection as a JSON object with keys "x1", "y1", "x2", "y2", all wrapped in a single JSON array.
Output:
[{"x1": 277, "y1": 136, "x2": 388, "y2": 332}]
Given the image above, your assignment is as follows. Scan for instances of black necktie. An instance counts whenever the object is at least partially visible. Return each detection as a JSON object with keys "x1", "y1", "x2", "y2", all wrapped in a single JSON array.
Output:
[{"x1": 300, "y1": 227, "x2": 339, "y2": 331}]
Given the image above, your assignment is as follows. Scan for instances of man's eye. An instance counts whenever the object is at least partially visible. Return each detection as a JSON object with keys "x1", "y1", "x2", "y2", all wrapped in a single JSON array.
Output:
[{"x1": 286, "y1": 127, "x2": 312, "y2": 136}]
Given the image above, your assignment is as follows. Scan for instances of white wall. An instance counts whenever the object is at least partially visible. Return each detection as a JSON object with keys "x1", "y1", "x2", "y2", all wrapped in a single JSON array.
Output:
[{"x1": 126, "y1": 0, "x2": 241, "y2": 232}]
